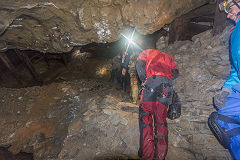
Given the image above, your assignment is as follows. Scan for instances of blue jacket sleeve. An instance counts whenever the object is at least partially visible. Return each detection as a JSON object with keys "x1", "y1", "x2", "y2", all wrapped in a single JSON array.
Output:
[{"x1": 222, "y1": 19, "x2": 240, "y2": 91}]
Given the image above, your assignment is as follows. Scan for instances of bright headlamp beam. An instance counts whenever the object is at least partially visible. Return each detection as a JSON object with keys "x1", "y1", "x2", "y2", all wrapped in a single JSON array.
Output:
[
  {"x1": 121, "y1": 28, "x2": 136, "y2": 54},
  {"x1": 121, "y1": 28, "x2": 144, "y2": 57},
  {"x1": 120, "y1": 33, "x2": 132, "y2": 43}
]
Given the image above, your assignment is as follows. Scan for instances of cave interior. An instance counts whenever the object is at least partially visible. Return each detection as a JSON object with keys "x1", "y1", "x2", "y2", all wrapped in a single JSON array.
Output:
[
  {"x1": 0, "y1": 3, "x2": 228, "y2": 88},
  {"x1": 0, "y1": 1, "x2": 234, "y2": 159}
]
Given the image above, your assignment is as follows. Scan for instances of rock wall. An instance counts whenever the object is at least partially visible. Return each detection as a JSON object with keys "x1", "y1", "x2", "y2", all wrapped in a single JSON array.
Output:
[
  {"x1": 159, "y1": 27, "x2": 232, "y2": 159},
  {"x1": 0, "y1": 0, "x2": 209, "y2": 53}
]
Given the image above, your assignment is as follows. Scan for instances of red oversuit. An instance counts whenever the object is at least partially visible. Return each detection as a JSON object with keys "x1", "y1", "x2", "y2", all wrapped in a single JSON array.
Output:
[{"x1": 136, "y1": 49, "x2": 178, "y2": 160}]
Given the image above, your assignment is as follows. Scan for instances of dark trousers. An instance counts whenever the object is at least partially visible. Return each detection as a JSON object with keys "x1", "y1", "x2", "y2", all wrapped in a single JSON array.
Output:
[{"x1": 139, "y1": 75, "x2": 173, "y2": 160}]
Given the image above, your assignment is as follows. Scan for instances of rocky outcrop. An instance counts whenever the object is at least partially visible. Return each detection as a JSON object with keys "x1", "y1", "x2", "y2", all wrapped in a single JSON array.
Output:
[
  {"x1": 158, "y1": 26, "x2": 233, "y2": 159},
  {"x1": 59, "y1": 98, "x2": 139, "y2": 160},
  {"x1": 0, "y1": 0, "x2": 209, "y2": 53}
]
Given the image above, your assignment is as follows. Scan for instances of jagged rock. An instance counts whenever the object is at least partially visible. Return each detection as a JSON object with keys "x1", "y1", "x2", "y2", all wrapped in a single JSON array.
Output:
[
  {"x1": 0, "y1": 0, "x2": 209, "y2": 52},
  {"x1": 163, "y1": 26, "x2": 233, "y2": 159},
  {"x1": 59, "y1": 101, "x2": 139, "y2": 160}
]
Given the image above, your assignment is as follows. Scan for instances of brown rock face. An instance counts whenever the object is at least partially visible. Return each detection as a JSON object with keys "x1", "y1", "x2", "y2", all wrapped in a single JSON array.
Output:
[{"x1": 0, "y1": 0, "x2": 209, "y2": 53}]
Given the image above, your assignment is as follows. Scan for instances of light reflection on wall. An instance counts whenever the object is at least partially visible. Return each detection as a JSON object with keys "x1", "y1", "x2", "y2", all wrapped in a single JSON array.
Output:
[{"x1": 96, "y1": 65, "x2": 108, "y2": 78}]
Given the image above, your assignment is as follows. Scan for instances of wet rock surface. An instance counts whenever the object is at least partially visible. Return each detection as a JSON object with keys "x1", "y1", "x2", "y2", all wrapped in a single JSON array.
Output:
[
  {"x1": 0, "y1": 0, "x2": 208, "y2": 52},
  {"x1": 0, "y1": 26, "x2": 235, "y2": 159}
]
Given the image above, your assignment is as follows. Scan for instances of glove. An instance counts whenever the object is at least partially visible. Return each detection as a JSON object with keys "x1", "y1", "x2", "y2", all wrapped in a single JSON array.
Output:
[
  {"x1": 213, "y1": 88, "x2": 231, "y2": 110},
  {"x1": 167, "y1": 91, "x2": 181, "y2": 120}
]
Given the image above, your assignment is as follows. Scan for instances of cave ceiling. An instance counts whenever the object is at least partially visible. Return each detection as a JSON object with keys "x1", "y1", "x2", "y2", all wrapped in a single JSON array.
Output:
[{"x1": 0, "y1": 0, "x2": 209, "y2": 53}]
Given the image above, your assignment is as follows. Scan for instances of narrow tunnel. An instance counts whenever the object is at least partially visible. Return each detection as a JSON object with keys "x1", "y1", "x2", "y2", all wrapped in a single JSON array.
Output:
[{"x1": 0, "y1": 1, "x2": 236, "y2": 160}]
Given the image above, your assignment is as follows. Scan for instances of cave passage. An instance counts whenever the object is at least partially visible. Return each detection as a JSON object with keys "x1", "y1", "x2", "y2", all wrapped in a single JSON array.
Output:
[
  {"x1": 0, "y1": 3, "x2": 226, "y2": 89},
  {"x1": 0, "y1": 29, "x2": 162, "y2": 88},
  {"x1": 0, "y1": 1, "x2": 234, "y2": 160}
]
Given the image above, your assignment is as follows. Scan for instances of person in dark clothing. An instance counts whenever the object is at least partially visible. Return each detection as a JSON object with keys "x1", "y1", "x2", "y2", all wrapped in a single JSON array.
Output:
[
  {"x1": 120, "y1": 51, "x2": 130, "y2": 92},
  {"x1": 136, "y1": 48, "x2": 178, "y2": 160},
  {"x1": 110, "y1": 54, "x2": 122, "y2": 83},
  {"x1": 121, "y1": 40, "x2": 143, "y2": 92}
]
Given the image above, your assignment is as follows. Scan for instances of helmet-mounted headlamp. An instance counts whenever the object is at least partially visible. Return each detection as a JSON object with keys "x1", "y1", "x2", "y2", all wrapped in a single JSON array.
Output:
[{"x1": 219, "y1": 0, "x2": 240, "y2": 14}]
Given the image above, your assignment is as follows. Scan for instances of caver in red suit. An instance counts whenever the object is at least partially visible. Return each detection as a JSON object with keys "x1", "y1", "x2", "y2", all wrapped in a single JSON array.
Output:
[{"x1": 136, "y1": 49, "x2": 178, "y2": 160}]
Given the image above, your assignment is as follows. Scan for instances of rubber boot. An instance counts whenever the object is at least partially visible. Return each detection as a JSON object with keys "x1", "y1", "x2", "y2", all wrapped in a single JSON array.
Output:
[
  {"x1": 121, "y1": 75, "x2": 127, "y2": 92},
  {"x1": 110, "y1": 69, "x2": 116, "y2": 82}
]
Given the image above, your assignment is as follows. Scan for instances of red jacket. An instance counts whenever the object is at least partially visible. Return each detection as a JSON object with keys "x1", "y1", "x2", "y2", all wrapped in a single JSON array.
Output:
[{"x1": 136, "y1": 49, "x2": 178, "y2": 80}]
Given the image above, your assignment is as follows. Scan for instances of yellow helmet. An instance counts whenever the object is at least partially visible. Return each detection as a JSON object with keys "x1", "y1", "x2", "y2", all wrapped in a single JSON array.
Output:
[{"x1": 219, "y1": 0, "x2": 240, "y2": 13}]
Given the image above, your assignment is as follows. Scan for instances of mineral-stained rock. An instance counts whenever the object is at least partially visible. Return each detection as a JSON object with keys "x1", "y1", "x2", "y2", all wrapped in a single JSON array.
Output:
[{"x1": 0, "y1": 0, "x2": 209, "y2": 53}]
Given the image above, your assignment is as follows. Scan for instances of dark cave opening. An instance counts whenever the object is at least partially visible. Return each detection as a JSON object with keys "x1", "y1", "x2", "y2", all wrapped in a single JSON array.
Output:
[
  {"x1": 0, "y1": 49, "x2": 71, "y2": 88},
  {"x1": 0, "y1": 147, "x2": 33, "y2": 160}
]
